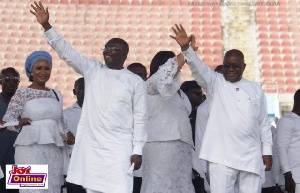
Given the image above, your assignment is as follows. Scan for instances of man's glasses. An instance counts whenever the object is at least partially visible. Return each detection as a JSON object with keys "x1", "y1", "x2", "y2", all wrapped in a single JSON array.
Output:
[
  {"x1": 102, "y1": 46, "x2": 121, "y2": 52},
  {"x1": 223, "y1": 64, "x2": 242, "y2": 69},
  {"x1": 0, "y1": 77, "x2": 20, "y2": 83}
]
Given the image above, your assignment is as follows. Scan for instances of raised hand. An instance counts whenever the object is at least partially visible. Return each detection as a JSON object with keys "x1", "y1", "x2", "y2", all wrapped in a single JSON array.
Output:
[
  {"x1": 170, "y1": 24, "x2": 192, "y2": 51},
  {"x1": 190, "y1": 34, "x2": 198, "y2": 51},
  {"x1": 30, "y1": 1, "x2": 51, "y2": 31}
]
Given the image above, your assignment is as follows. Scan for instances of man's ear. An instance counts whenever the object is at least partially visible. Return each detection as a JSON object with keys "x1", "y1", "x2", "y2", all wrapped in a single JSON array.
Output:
[
  {"x1": 73, "y1": 89, "x2": 76, "y2": 96},
  {"x1": 122, "y1": 53, "x2": 127, "y2": 61},
  {"x1": 243, "y1": 63, "x2": 246, "y2": 71}
]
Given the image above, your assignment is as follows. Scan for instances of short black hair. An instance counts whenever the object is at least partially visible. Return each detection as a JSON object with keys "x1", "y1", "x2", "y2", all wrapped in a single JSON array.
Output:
[
  {"x1": 107, "y1": 38, "x2": 129, "y2": 55},
  {"x1": 294, "y1": 89, "x2": 300, "y2": 104},
  {"x1": 74, "y1": 77, "x2": 84, "y2": 88},
  {"x1": 149, "y1": 51, "x2": 175, "y2": 77},
  {"x1": 180, "y1": 81, "x2": 201, "y2": 92},
  {"x1": 127, "y1": 63, "x2": 146, "y2": 71},
  {"x1": 1, "y1": 67, "x2": 20, "y2": 77},
  {"x1": 214, "y1": 65, "x2": 223, "y2": 73},
  {"x1": 224, "y1": 49, "x2": 244, "y2": 62}
]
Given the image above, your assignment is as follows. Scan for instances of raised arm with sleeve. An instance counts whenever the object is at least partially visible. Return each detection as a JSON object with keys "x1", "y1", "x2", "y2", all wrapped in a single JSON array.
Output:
[
  {"x1": 182, "y1": 46, "x2": 220, "y2": 92},
  {"x1": 30, "y1": 1, "x2": 100, "y2": 75},
  {"x1": 44, "y1": 28, "x2": 101, "y2": 76},
  {"x1": 146, "y1": 55, "x2": 183, "y2": 99}
]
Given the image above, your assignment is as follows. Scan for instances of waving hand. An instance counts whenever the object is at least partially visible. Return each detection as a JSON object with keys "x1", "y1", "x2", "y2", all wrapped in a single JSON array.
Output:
[{"x1": 30, "y1": 1, "x2": 52, "y2": 31}]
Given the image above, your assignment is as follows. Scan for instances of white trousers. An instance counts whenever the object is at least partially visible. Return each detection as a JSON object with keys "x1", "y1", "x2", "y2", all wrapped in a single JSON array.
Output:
[{"x1": 209, "y1": 162, "x2": 261, "y2": 193}]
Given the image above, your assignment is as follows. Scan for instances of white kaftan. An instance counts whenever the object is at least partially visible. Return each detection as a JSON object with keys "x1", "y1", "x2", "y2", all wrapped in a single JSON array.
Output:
[
  {"x1": 44, "y1": 28, "x2": 147, "y2": 193},
  {"x1": 141, "y1": 57, "x2": 195, "y2": 193},
  {"x1": 3, "y1": 88, "x2": 65, "y2": 193},
  {"x1": 182, "y1": 46, "x2": 272, "y2": 177},
  {"x1": 277, "y1": 112, "x2": 300, "y2": 183}
]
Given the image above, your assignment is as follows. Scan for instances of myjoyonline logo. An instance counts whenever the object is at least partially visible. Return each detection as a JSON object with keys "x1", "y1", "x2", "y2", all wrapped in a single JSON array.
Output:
[{"x1": 6, "y1": 165, "x2": 48, "y2": 189}]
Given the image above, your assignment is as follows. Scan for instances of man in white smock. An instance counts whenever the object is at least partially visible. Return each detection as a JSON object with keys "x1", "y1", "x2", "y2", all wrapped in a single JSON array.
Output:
[
  {"x1": 30, "y1": 2, "x2": 148, "y2": 193},
  {"x1": 277, "y1": 89, "x2": 300, "y2": 193},
  {"x1": 171, "y1": 24, "x2": 272, "y2": 193}
]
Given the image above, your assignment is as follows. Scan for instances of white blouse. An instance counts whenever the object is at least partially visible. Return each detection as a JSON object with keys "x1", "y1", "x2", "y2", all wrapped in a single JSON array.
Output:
[
  {"x1": 146, "y1": 57, "x2": 193, "y2": 146},
  {"x1": 3, "y1": 88, "x2": 65, "y2": 147}
]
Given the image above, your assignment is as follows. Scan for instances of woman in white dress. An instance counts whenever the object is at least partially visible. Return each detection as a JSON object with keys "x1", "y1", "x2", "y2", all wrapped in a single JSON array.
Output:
[
  {"x1": 141, "y1": 51, "x2": 195, "y2": 193},
  {"x1": 3, "y1": 51, "x2": 73, "y2": 193}
]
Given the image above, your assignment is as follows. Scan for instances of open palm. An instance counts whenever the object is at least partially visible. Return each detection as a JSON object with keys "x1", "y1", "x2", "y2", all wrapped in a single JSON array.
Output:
[
  {"x1": 30, "y1": 1, "x2": 49, "y2": 25},
  {"x1": 170, "y1": 24, "x2": 198, "y2": 51},
  {"x1": 170, "y1": 24, "x2": 191, "y2": 48}
]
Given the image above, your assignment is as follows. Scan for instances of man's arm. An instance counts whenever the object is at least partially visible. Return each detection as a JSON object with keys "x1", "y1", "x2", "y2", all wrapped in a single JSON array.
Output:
[
  {"x1": 146, "y1": 56, "x2": 181, "y2": 98},
  {"x1": 170, "y1": 24, "x2": 218, "y2": 91},
  {"x1": 30, "y1": 1, "x2": 100, "y2": 75},
  {"x1": 131, "y1": 81, "x2": 148, "y2": 170},
  {"x1": 258, "y1": 93, "x2": 273, "y2": 171},
  {"x1": 277, "y1": 118, "x2": 296, "y2": 192}
]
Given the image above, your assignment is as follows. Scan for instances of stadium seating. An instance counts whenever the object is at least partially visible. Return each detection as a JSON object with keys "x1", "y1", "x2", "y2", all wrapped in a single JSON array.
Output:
[
  {"x1": 256, "y1": 0, "x2": 300, "y2": 93},
  {"x1": 0, "y1": 0, "x2": 223, "y2": 107}
]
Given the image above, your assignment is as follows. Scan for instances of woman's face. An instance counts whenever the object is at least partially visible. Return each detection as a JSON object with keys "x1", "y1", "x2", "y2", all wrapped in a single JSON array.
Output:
[{"x1": 32, "y1": 59, "x2": 51, "y2": 84}]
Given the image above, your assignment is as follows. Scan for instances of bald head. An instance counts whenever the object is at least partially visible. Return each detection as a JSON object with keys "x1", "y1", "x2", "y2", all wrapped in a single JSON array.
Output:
[{"x1": 224, "y1": 49, "x2": 245, "y2": 62}]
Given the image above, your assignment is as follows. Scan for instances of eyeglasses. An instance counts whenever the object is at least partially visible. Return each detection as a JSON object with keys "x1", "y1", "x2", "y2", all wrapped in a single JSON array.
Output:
[
  {"x1": 102, "y1": 46, "x2": 121, "y2": 52},
  {"x1": 223, "y1": 64, "x2": 242, "y2": 69},
  {"x1": 0, "y1": 77, "x2": 20, "y2": 83}
]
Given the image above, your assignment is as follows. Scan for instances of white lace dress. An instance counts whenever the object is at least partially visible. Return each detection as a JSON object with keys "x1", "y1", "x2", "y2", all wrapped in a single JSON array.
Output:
[
  {"x1": 141, "y1": 57, "x2": 195, "y2": 193},
  {"x1": 3, "y1": 88, "x2": 65, "y2": 193}
]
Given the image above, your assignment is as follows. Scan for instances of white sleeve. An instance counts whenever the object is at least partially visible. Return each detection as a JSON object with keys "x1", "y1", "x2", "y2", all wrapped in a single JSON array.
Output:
[
  {"x1": 132, "y1": 81, "x2": 148, "y2": 155},
  {"x1": 277, "y1": 117, "x2": 293, "y2": 173},
  {"x1": 146, "y1": 56, "x2": 180, "y2": 99},
  {"x1": 55, "y1": 90, "x2": 69, "y2": 135},
  {"x1": 270, "y1": 127, "x2": 281, "y2": 184},
  {"x1": 259, "y1": 93, "x2": 273, "y2": 155},
  {"x1": 182, "y1": 46, "x2": 218, "y2": 92},
  {"x1": 3, "y1": 90, "x2": 25, "y2": 133},
  {"x1": 44, "y1": 27, "x2": 103, "y2": 75}
]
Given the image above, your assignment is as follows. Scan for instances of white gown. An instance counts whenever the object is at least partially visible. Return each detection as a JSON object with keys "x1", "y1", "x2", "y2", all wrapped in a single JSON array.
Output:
[
  {"x1": 44, "y1": 27, "x2": 148, "y2": 193},
  {"x1": 141, "y1": 57, "x2": 195, "y2": 193},
  {"x1": 3, "y1": 88, "x2": 65, "y2": 193}
]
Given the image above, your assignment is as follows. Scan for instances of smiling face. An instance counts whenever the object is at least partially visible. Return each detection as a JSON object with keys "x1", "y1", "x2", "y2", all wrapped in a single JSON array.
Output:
[
  {"x1": 31, "y1": 59, "x2": 51, "y2": 85},
  {"x1": 223, "y1": 50, "x2": 246, "y2": 83},
  {"x1": 103, "y1": 38, "x2": 129, "y2": 70}
]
